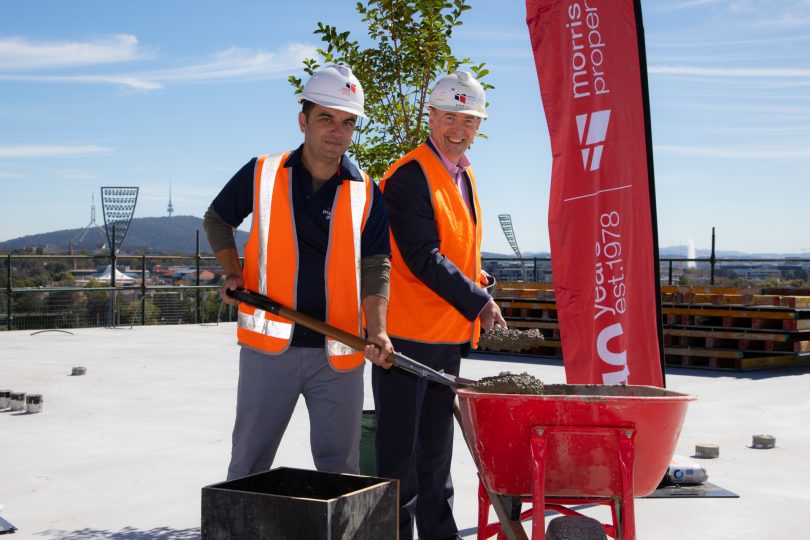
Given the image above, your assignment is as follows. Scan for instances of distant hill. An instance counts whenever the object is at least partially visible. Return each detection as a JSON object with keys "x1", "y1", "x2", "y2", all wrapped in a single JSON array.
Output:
[
  {"x1": 659, "y1": 245, "x2": 810, "y2": 259},
  {"x1": 2, "y1": 221, "x2": 807, "y2": 259},
  {"x1": 0, "y1": 216, "x2": 249, "y2": 256}
]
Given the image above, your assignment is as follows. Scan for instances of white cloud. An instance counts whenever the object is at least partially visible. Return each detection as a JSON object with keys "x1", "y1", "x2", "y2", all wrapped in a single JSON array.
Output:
[
  {"x1": 654, "y1": 171, "x2": 712, "y2": 186},
  {"x1": 141, "y1": 43, "x2": 316, "y2": 83},
  {"x1": 745, "y1": 14, "x2": 810, "y2": 28},
  {"x1": 650, "y1": 65, "x2": 810, "y2": 77},
  {"x1": 459, "y1": 29, "x2": 531, "y2": 43},
  {"x1": 648, "y1": 34, "x2": 810, "y2": 48},
  {"x1": 684, "y1": 124, "x2": 810, "y2": 135},
  {"x1": 0, "y1": 42, "x2": 317, "y2": 91},
  {"x1": 0, "y1": 35, "x2": 147, "y2": 70},
  {"x1": 655, "y1": 144, "x2": 810, "y2": 159},
  {"x1": 0, "y1": 73, "x2": 163, "y2": 91},
  {"x1": 727, "y1": 0, "x2": 810, "y2": 27},
  {"x1": 457, "y1": 46, "x2": 531, "y2": 60},
  {"x1": 656, "y1": 100, "x2": 810, "y2": 119},
  {"x1": 0, "y1": 145, "x2": 114, "y2": 158},
  {"x1": 726, "y1": 0, "x2": 809, "y2": 15},
  {"x1": 649, "y1": 52, "x2": 810, "y2": 63},
  {"x1": 653, "y1": 0, "x2": 724, "y2": 11}
]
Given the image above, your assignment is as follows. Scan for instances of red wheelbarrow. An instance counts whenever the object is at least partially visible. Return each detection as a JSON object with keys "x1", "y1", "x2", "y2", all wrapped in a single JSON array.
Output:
[
  {"x1": 226, "y1": 288, "x2": 694, "y2": 539},
  {"x1": 455, "y1": 385, "x2": 695, "y2": 540}
]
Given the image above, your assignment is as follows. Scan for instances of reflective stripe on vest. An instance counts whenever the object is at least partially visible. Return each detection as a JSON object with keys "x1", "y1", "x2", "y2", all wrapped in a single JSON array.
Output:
[
  {"x1": 237, "y1": 152, "x2": 371, "y2": 371},
  {"x1": 381, "y1": 143, "x2": 484, "y2": 347}
]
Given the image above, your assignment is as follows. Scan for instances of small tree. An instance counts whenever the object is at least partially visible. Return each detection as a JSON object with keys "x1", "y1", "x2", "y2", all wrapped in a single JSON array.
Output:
[{"x1": 289, "y1": 0, "x2": 492, "y2": 179}]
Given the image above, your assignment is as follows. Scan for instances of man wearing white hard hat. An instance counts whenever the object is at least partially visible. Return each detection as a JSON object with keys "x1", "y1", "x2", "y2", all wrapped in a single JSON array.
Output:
[
  {"x1": 374, "y1": 71, "x2": 507, "y2": 540},
  {"x1": 203, "y1": 64, "x2": 393, "y2": 480}
]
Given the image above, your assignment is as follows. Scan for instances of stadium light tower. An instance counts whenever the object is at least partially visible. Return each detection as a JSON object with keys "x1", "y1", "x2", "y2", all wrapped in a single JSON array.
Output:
[
  {"x1": 100, "y1": 186, "x2": 139, "y2": 254},
  {"x1": 498, "y1": 213, "x2": 526, "y2": 281},
  {"x1": 100, "y1": 186, "x2": 139, "y2": 327}
]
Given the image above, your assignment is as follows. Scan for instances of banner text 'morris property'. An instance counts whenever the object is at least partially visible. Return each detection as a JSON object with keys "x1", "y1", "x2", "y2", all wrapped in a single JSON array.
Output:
[{"x1": 526, "y1": 0, "x2": 664, "y2": 386}]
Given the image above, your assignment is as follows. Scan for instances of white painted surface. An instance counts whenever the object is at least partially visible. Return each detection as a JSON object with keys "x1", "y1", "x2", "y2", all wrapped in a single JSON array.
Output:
[{"x1": 1, "y1": 324, "x2": 808, "y2": 539}]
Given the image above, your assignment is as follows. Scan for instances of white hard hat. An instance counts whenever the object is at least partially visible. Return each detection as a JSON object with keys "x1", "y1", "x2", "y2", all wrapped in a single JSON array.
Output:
[
  {"x1": 428, "y1": 70, "x2": 487, "y2": 119},
  {"x1": 296, "y1": 64, "x2": 367, "y2": 119}
]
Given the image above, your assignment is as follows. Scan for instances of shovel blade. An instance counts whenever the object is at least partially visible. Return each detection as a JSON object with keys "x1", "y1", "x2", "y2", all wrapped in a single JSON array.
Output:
[{"x1": 392, "y1": 351, "x2": 477, "y2": 388}]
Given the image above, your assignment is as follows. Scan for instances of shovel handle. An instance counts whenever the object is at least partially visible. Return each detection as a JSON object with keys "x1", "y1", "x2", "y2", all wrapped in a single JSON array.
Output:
[
  {"x1": 226, "y1": 288, "x2": 469, "y2": 388},
  {"x1": 226, "y1": 287, "x2": 379, "y2": 357}
]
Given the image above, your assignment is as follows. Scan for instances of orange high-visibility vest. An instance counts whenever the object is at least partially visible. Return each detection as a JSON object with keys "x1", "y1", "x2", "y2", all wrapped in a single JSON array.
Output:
[
  {"x1": 380, "y1": 142, "x2": 484, "y2": 347},
  {"x1": 237, "y1": 152, "x2": 373, "y2": 371}
]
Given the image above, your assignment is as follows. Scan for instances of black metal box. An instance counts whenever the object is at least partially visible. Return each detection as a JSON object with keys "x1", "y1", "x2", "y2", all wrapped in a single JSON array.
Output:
[{"x1": 201, "y1": 467, "x2": 398, "y2": 539}]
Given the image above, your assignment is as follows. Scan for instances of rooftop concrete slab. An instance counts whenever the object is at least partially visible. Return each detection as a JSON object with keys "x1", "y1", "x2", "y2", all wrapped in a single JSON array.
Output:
[{"x1": 2, "y1": 324, "x2": 808, "y2": 538}]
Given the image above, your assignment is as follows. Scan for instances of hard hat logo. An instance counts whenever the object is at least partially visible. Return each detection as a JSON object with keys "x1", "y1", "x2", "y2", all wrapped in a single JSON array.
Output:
[
  {"x1": 297, "y1": 64, "x2": 367, "y2": 119},
  {"x1": 429, "y1": 70, "x2": 488, "y2": 119}
]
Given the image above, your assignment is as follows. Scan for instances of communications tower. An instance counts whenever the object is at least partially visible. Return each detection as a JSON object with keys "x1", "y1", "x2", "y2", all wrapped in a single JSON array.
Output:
[{"x1": 167, "y1": 182, "x2": 174, "y2": 217}]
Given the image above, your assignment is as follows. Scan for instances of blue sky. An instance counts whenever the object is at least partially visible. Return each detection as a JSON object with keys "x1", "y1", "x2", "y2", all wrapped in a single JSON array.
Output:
[{"x1": 1, "y1": 0, "x2": 808, "y2": 254}]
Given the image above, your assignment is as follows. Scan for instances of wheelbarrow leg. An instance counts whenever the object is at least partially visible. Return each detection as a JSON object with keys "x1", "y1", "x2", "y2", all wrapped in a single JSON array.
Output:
[
  {"x1": 477, "y1": 481, "x2": 494, "y2": 539},
  {"x1": 616, "y1": 429, "x2": 637, "y2": 540},
  {"x1": 475, "y1": 483, "x2": 511, "y2": 539},
  {"x1": 529, "y1": 427, "x2": 549, "y2": 540},
  {"x1": 476, "y1": 478, "x2": 529, "y2": 540}
]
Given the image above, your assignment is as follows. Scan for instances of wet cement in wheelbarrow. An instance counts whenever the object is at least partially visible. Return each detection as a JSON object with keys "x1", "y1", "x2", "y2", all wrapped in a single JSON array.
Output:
[
  {"x1": 468, "y1": 375, "x2": 682, "y2": 398},
  {"x1": 468, "y1": 371, "x2": 546, "y2": 394}
]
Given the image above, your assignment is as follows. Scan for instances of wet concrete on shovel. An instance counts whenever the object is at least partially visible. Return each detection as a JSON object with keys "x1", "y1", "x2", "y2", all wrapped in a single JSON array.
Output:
[{"x1": 476, "y1": 326, "x2": 544, "y2": 353}]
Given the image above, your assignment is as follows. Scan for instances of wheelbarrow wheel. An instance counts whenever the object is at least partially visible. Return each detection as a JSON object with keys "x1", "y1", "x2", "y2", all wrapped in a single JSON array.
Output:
[{"x1": 545, "y1": 516, "x2": 607, "y2": 540}]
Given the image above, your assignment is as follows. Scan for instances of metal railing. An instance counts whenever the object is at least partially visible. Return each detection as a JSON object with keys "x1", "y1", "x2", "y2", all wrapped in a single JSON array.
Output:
[
  {"x1": 2, "y1": 249, "x2": 809, "y2": 332},
  {"x1": 482, "y1": 256, "x2": 810, "y2": 287},
  {"x1": 1, "y1": 243, "x2": 237, "y2": 331}
]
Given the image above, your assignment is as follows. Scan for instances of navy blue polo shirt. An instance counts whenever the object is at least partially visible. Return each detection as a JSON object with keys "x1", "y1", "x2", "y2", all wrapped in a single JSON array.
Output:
[{"x1": 211, "y1": 145, "x2": 390, "y2": 347}]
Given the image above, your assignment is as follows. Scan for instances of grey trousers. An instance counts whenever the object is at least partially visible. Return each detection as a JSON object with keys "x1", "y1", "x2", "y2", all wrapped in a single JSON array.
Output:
[{"x1": 226, "y1": 346, "x2": 365, "y2": 480}]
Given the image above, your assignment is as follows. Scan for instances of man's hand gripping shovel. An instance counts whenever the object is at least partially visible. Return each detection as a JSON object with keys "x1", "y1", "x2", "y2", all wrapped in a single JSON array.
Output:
[{"x1": 227, "y1": 288, "x2": 476, "y2": 389}]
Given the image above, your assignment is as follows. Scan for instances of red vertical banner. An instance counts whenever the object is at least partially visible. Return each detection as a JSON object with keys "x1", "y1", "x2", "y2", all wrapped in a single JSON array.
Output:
[{"x1": 526, "y1": 0, "x2": 664, "y2": 386}]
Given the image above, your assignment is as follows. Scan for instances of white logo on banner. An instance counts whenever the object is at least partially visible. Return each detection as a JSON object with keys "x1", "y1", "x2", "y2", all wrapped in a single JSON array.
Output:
[{"x1": 576, "y1": 110, "x2": 611, "y2": 171}]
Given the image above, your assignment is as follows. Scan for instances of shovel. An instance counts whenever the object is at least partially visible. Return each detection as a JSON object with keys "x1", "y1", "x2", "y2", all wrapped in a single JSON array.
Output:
[{"x1": 226, "y1": 288, "x2": 475, "y2": 388}]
